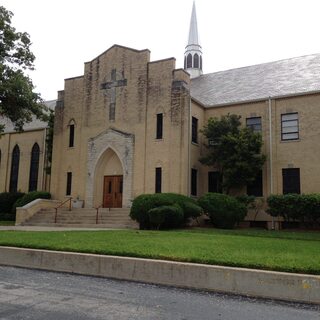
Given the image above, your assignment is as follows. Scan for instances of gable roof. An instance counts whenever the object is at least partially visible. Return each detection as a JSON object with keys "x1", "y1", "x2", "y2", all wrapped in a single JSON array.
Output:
[
  {"x1": 0, "y1": 100, "x2": 56, "y2": 134},
  {"x1": 190, "y1": 54, "x2": 320, "y2": 107}
]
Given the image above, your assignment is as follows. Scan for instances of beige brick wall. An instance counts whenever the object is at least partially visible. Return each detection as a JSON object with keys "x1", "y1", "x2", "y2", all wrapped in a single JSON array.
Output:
[
  {"x1": 50, "y1": 45, "x2": 191, "y2": 206},
  {"x1": 0, "y1": 129, "x2": 47, "y2": 193}
]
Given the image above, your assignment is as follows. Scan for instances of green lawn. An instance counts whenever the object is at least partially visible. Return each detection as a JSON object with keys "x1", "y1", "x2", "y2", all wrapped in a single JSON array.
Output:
[{"x1": 0, "y1": 228, "x2": 319, "y2": 275}]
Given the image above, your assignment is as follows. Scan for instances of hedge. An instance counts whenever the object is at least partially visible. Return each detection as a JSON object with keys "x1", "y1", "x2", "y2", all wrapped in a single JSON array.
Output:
[
  {"x1": 148, "y1": 205, "x2": 184, "y2": 229},
  {"x1": 130, "y1": 193, "x2": 203, "y2": 229},
  {"x1": 198, "y1": 193, "x2": 247, "y2": 229},
  {"x1": 0, "y1": 192, "x2": 25, "y2": 221},
  {"x1": 267, "y1": 194, "x2": 320, "y2": 224}
]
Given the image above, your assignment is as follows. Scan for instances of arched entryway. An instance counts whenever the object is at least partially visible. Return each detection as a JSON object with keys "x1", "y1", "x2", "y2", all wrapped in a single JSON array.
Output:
[
  {"x1": 93, "y1": 148, "x2": 123, "y2": 208},
  {"x1": 85, "y1": 128, "x2": 134, "y2": 208}
]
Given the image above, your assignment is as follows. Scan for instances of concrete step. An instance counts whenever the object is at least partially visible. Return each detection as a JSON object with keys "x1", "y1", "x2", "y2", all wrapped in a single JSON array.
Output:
[{"x1": 23, "y1": 207, "x2": 136, "y2": 229}]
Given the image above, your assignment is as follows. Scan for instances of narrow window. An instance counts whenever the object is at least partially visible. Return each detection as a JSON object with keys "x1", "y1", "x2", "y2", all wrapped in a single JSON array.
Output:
[
  {"x1": 9, "y1": 145, "x2": 20, "y2": 193},
  {"x1": 282, "y1": 168, "x2": 300, "y2": 194},
  {"x1": 208, "y1": 171, "x2": 222, "y2": 193},
  {"x1": 66, "y1": 172, "x2": 72, "y2": 196},
  {"x1": 192, "y1": 117, "x2": 198, "y2": 143},
  {"x1": 247, "y1": 170, "x2": 263, "y2": 197},
  {"x1": 156, "y1": 113, "x2": 163, "y2": 139},
  {"x1": 29, "y1": 143, "x2": 40, "y2": 192},
  {"x1": 187, "y1": 53, "x2": 192, "y2": 68},
  {"x1": 69, "y1": 124, "x2": 75, "y2": 147},
  {"x1": 194, "y1": 53, "x2": 199, "y2": 68},
  {"x1": 246, "y1": 117, "x2": 262, "y2": 132},
  {"x1": 281, "y1": 113, "x2": 299, "y2": 141},
  {"x1": 200, "y1": 56, "x2": 203, "y2": 70},
  {"x1": 184, "y1": 57, "x2": 187, "y2": 69},
  {"x1": 155, "y1": 167, "x2": 162, "y2": 193},
  {"x1": 109, "y1": 103, "x2": 115, "y2": 121},
  {"x1": 191, "y1": 168, "x2": 197, "y2": 196}
]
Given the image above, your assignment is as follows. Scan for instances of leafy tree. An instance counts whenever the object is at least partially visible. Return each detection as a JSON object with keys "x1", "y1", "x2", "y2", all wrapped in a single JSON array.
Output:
[
  {"x1": 0, "y1": 6, "x2": 46, "y2": 133},
  {"x1": 200, "y1": 114, "x2": 266, "y2": 194}
]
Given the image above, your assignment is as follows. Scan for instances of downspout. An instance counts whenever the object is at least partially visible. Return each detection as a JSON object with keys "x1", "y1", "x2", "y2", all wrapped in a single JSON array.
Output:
[{"x1": 268, "y1": 97, "x2": 275, "y2": 229}]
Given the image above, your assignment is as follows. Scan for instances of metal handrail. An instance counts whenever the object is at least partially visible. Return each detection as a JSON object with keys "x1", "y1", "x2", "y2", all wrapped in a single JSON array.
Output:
[
  {"x1": 95, "y1": 204, "x2": 103, "y2": 224},
  {"x1": 54, "y1": 197, "x2": 72, "y2": 223}
]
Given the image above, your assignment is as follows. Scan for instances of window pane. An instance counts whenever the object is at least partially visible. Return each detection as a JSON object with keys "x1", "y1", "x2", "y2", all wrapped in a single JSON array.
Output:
[
  {"x1": 281, "y1": 113, "x2": 299, "y2": 141},
  {"x1": 246, "y1": 117, "x2": 261, "y2": 132},
  {"x1": 156, "y1": 113, "x2": 163, "y2": 139},
  {"x1": 192, "y1": 117, "x2": 198, "y2": 143},
  {"x1": 282, "y1": 168, "x2": 300, "y2": 194},
  {"x1": 282, "y1": 113, "x2": 298, "y2": 121},
  {"x1": 66, "y1": 172, "x2": 72, "y2": 196},
  {"x1": 191, "y1": 169, "x2": 197, "y2": 196},
  {"x1": 282, "y1": 126, "x2": 298, "y2": 134},
  {"x1": 282, "y1": 120, "x2": 298, "y2": 128},
  {"x1": 155, "y1": 167, "x2": 162, "y2": 193},
  {"x1": 282, "y1": 133, "x2": 299, "y2": 140},
  {"x1": 247, "y1": 170, "x2": 263, "y2": 197},
  {"x1": 29, "y1": 143, "x2": 40, "y2": 192}
]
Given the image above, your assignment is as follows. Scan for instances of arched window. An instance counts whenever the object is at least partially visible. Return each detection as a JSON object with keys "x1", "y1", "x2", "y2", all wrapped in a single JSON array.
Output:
[
  {"x1": 29, "y1": 143, "x2": 40, "y2": 191},
  {"x1": 187, "y1": 53, "x2": 192, "y2": 68},
  {"x1": 194, "y1": 53, "x2": 199, "y2": 68},
  {"x1": 9, "y1": 145, "x2": 20, "y2": 193},
  {"x1": 68, "y1": 120, "x2": 75, "y2": 147},
  {"x1": 200, "y1": 56, "x2": 203, "y2": 70},
  {"x1": 184, "y1": 56, "x2": 187, "y2": 69}
]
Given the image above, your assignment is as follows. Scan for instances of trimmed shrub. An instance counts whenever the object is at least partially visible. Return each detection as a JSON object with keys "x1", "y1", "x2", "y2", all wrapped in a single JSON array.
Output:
[
  {"x1": 130, "y1": 193, "x2": 201, "y2": 229},
  {"x1": 0, "y1": 192, "x2": 25, "y2": 215},
  {"x1": 235, "y1": 194, "x2": 255, "y2": 208},
  {"x1": 12, "y1": 191, "x2": 51, "y2": 213},
  {"x1": 267, "y1": 194, "x2": 320, "y2": 224},
  {"x1": 182, "y1": 201, "x2": 203, "y2": 220},
  {"x1": 148, "y1": 205, "x2": 184, "y2": 229},
  {"x1": 198, "y1": 193, "x2": 247, "y2": 229}
]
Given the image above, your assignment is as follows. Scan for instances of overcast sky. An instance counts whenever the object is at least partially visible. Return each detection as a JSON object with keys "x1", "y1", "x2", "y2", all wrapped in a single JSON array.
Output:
[{"x1": 2, "y1": 0, "x2": 320, "y2": 100}]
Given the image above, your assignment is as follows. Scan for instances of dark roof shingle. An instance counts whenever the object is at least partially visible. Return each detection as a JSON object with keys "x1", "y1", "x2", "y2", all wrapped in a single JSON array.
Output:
[{"x1": 190, "y1": 54, "x2": 320, "y2": 107}]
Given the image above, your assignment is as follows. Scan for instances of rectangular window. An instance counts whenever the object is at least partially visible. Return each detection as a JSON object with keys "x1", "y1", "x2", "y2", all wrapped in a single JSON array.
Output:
[
  {"x1": 246, "y1": 117, "x2": 262, "y2": 132},
  {"x1": 208, "y1": 171, "x2": 222, "y2": 193},
  {"x1": 247, "y1": 170, "x2": 263, "y2": 197},
  {"x1": 281, "y1": 113, "x2": 299, "y2": 141},
  {"x1": 66, "y1": 172, "x2": 72, "y2": 196},
  {"x1": 69, "y1": 124, "x2": 75, "y2": 147},
  {"x1": 191, "y1": 168, "x2": 197, "y2": 196},
  {"x1": 156, "y1": 113, "x2": 163, "y2": 139},
  {"x1": 282, "y1": 168, "x2": 300, "y2": 194},
  {"x1": 155, "y1": 167, "x2": 162, "y2": 193},
  {"x1": 192, "y1": 117, "x2": 198, "y2": 143}
]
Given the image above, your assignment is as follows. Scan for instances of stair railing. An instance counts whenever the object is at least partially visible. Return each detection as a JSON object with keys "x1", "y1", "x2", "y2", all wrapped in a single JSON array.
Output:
[
  {"x1": 54, "y1": 197, "x2": 72, "y2": 223},
  {"x1": 95, "y1": 204, "x2": 103, "y2": 224}
]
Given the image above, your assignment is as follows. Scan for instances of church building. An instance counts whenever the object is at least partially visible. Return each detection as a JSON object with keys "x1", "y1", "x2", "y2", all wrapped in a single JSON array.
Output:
[{"x1": 1, "y1": 3, "x2": 320, "y2": 225}]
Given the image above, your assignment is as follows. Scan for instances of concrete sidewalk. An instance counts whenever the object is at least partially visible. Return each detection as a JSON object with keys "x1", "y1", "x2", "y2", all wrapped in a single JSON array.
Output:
[{"x1": 0, "y1": 246, "x2": 319, "y2": 305}]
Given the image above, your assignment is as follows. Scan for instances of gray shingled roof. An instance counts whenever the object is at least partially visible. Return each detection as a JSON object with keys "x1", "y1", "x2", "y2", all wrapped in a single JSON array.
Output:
[
  {"x1": 0, "y1": 100, "x2": 56, "y2": 134},
  {"x1": 190, "y1": 54, "x2": 320, "y2": 107}
]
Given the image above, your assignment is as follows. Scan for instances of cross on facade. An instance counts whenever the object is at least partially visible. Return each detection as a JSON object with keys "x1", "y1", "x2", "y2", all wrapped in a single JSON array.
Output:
[{"x1": 100, "y1": 69, "x2": 127, "y2": 120}]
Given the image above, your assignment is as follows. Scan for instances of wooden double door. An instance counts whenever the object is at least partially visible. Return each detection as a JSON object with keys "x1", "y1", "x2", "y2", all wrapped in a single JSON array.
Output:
[{"x1": 103, "y1": 175, "x2": 123, "y2": 208}]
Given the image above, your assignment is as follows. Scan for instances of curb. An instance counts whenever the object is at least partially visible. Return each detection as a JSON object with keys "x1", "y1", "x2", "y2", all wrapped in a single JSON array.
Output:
[{"x1": 0, "y1": 246, "x2": 319, "y2": 304}]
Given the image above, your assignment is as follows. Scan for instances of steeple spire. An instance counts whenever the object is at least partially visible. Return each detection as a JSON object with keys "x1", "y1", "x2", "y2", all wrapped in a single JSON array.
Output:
[{"x1": 184, "y1": 1, "x2": 203, "y2": 78}]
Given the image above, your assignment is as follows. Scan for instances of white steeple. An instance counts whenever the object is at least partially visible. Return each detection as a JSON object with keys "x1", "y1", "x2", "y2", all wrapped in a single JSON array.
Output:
[{"x1": 184, "y1": 1, "x2": 203, "y2": 78}]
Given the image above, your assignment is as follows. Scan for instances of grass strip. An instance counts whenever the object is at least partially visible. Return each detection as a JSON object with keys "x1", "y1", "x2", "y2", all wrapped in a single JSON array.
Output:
[{"x1": 0, "y1": 229, "x2": 319, "y2": 275}]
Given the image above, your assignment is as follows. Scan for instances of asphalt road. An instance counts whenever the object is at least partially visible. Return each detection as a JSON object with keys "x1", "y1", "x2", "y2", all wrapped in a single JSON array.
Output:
[{"x1": 0, "y1": 266, "x2": 319, "y2": 320}]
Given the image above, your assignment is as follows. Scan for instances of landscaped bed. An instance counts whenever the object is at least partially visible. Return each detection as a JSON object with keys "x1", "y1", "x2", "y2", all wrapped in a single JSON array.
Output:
[{"x1": 0, "y1": 228, "x2": 319, "y2": 275}]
